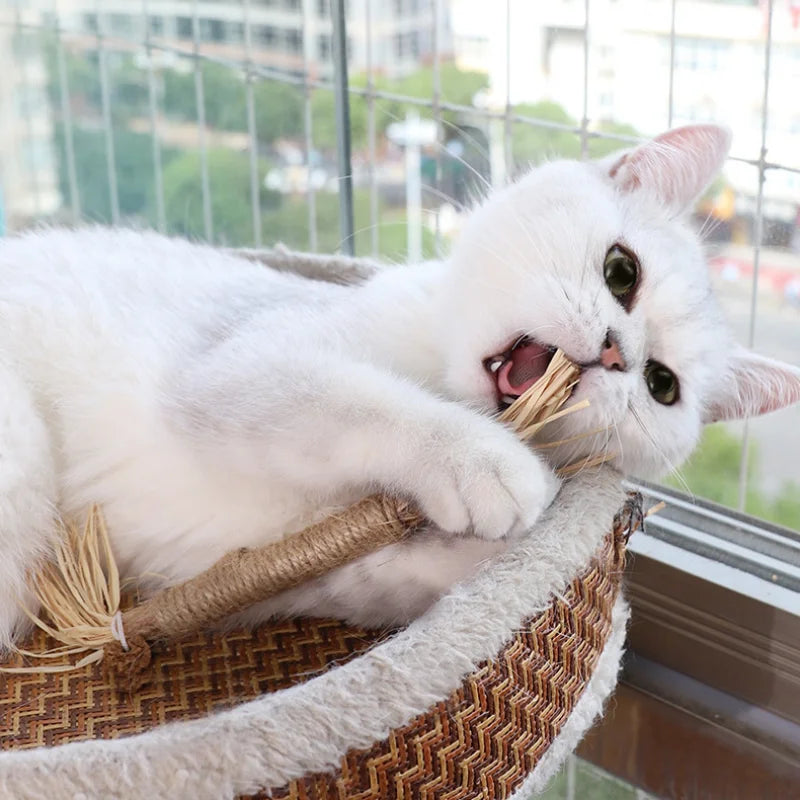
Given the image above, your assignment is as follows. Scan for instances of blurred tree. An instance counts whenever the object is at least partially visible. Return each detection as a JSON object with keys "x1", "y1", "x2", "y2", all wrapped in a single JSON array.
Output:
[
  {"x1": 669, "y1": 424, "x2": 800, "y2": 531},
  {"x1": 511, "y1": 101, "x2": 581, "y2": 167},
  {"x1": 163, "y1": 63, "x2": 247, "y2": 131},
  {"x1": 310, "y1": 88, "x2": 367, "y2": 152},
  {"x1": 261, "y1": 192, "x2": 341, "y2": 252},
  {"x1": 44, "y1": 46, "x2": 150, "y2": 125},
  {"x1": 771, "y1": 485, "x2": 800, "y2": 531},
  {"x1": 511, "y1": 105, "x2": 643, "y2": 168},
  {"x1": 310, "y1": 65, "x2": 489, "y2": 154},
  {"x1": 43, "y1": 44, "x2": 101, "y2": 112},
  {"x1": 109, "y1": 55, "x2": 150, "y2": 122},
  {"x1": 254, "y1": 80, "x2": 304, "y2": 142},
  {"x1": 157, "y1": 148, "x2": 278, "y2": 245},
  {"x1": 53, "y1": 124, "x2": 177, "y2": 223},
  {"x1": 587, "y1": 120, "x2": 639, "y2": 158},
  {"x1": 162, "y1": 64, "x2": 304, "y2": 143},
  {"x1": 262, "y1": 189, "x2": 436, "y2": 260},
  {"x1": 376, "y1": 63, "x2": 488, "y2": 129}
]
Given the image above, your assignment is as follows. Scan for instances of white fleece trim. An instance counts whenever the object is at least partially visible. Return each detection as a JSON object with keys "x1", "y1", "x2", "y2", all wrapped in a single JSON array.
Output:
[
  {"x1": 511, "y1": 595, "x2": 630, "y2": 798},
  {"x1": 0, "y1": 469, "x2": 626, "y2": 800}
]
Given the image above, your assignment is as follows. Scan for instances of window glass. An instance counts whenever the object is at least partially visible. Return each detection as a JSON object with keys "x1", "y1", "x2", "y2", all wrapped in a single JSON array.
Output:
[{"x1": 0, "y1": 0, "x2": 797, "y2": 529}]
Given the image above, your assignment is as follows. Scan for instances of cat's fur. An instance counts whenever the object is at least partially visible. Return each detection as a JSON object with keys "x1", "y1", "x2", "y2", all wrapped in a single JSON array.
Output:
[{"x1": 1, "y1": 125, "x2": 798, "y2": 649}]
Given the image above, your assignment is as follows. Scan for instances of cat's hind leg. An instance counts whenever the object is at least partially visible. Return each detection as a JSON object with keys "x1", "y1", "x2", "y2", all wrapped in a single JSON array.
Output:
[{"x1": 0, "y1": 362, "x2": 57, "y2": 653}]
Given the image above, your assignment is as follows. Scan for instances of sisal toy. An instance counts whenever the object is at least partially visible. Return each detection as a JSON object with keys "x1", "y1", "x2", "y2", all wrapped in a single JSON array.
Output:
[{"x1": 6, "y1": 350, "x2": 609, "y2": 688}]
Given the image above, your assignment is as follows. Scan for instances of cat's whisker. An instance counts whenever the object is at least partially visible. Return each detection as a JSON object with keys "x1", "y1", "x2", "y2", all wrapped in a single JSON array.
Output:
[
  {"x1": 333, "y1": 219, "x2": 443, "y2": 260},
  {"x1": 375, "y1": 105, "x2": 495, "y2": 197},
  {"x1": 469, "y1": 241, "x2": 541, "y2": 289},
  {"x1": 696, "y1": 208, "x2": 720, "y2": 242},
  {"x1": 628, "y1": 404, "x2": 695, "y2": 500},
  {"x1": 611, "y1": 418, "x2": 625, "y2": 465},
  {"x1": 421, "y1": 184, "x2": 467, "y2": 212},
  {"x1": 434, "y1": 114, "x2": 493, "y2": 169}
]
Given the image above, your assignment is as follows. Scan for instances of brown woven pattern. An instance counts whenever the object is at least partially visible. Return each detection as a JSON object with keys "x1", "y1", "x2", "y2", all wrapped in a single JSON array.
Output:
[
  {"x1": 1, "y1": 498, "x2": 634, "y2": 800},
  {"x1": 1, "y1": 618, "x2": 385, "y2": 750},
  {"x1": 258, "y1": 523, "x2": 628, "y2": 800}
]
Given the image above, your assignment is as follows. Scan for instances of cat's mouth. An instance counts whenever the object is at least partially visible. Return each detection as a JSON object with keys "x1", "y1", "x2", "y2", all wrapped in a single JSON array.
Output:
[{"x1": 483, "y1": 336, "x2": 557, "y2": 409}]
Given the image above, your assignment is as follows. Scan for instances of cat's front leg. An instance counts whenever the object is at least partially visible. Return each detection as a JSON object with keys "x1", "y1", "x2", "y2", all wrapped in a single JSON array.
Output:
[
  {"x1": 374, "y1": 394, "x2": 561, "y2": 540},
  {"x1": 169, "y1": 342, "x2": 559, "y2": 540}
]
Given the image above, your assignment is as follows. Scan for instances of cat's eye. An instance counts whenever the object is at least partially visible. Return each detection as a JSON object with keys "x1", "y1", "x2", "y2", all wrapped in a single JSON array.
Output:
[
  {"x1": 644, "y1": 360, "x2": 680, "y2": 405},
  {"x1": 603, "y1": 245, "x2": 639, "y2": 308}
]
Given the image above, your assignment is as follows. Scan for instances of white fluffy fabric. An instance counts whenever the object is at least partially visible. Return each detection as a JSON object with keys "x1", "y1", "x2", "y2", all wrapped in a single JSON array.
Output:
[
  {"x1": 0, "y1": 468, "x2": 626, "y2": 800},
  {"x1": 232, "y1": 243, "x2": 387, "y2": 286}
]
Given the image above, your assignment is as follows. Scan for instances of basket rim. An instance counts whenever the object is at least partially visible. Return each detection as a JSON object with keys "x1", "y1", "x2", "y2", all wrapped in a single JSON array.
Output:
[{"x1": 0, "y1": 468, "x2": 625, "y2": 800}]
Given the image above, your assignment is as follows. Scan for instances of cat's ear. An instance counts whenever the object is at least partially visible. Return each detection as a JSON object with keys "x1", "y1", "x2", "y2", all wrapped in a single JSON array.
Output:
[
  {"x1": 606, "y1": 124, "x2": 731, "y2": 213},
  {"x1": 704, "y1": 348, "x2": 800, "y2": 423}
]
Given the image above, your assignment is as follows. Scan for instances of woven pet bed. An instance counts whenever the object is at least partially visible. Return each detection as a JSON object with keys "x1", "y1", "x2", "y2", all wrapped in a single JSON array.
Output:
[{"x1": 0, "y1": 467, "x2": 632, "y2": 800}]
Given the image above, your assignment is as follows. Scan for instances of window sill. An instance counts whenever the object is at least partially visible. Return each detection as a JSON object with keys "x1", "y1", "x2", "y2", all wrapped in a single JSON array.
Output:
[{"x1": 577, "y1": 480, "x2": 800, "y2": 795}]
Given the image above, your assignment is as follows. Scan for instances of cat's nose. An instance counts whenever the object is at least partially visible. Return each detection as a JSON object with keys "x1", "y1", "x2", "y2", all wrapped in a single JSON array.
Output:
[{"x1": 601, "y1": 332, "x2": 627, "y2": 371}]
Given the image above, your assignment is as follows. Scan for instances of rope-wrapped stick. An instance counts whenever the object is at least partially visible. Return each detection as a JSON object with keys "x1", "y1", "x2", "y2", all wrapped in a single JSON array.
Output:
[
  {"x1": 122, "y1": 496, "x2": 424, "y2": 644},
  {"x1": 7, "y1": 351, "x2": 608, "y2": 688}
]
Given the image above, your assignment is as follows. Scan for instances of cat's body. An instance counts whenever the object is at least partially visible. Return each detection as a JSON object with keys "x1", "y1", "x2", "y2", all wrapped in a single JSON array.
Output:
[{"x1": 1, "y1": 125, "x2": 798, "y2": 649}]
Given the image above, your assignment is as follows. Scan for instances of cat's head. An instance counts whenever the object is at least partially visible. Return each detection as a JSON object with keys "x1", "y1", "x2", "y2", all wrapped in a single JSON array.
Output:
[{"x1": 438, "y1": 125, "x2": 800, "y2": 478}]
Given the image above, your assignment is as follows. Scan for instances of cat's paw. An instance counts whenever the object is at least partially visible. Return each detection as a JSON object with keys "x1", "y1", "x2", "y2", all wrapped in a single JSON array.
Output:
[{"x1": 408, "y1": 414, "x2": 560, "y2": 540}]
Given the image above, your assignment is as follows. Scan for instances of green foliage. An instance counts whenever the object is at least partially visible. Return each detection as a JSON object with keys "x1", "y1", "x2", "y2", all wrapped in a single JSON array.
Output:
[
  {"x1": 47, "y1": 48, "x2": 180, "y2": 223},
  {"x1": 372, "y1": 64, "x2": 489, "y2": 145},
  {"x1": 587, "y1": 120, "x2": 639, "y2": 158},
  {"x1": 108, "y1": 55, "x2": 150, "y2": 122},
  {"x1": 512, "y1": 101, "x2": 581, "y2": 167},
  {"x1": 310, "y1": 89, "x2": 367, "y2": 152},
  {"x1": 353, "y1": 205, "x2": 437, "y2": 262},
  {"x1": 670, "y1": 424, "x2": 800, "y2": 531},
  {"x1": 162, "y1": 64, "x2": 304, "y2": 143},
  {"x1": 670, "y1": 424, "x2": 750, "y2": 508},
  {"x1": 44, "y1": 46, "x2": 151, "y2": 126},
  {"x1": 163, "y1": 63, "x2": 247, "y2": 132},
  {"x1": 262, "y1": 192, "x2": 338, "y2": 252},
  {"x1": 396, "y1": 63, "x2": 488, "y2": 107},
  {"x1": 254, "y1": 80, "x2": 305, "y2": 143},
  {"x1": 770, "y1": 486, "x2": 800, "y2": 532},
  {"x1": 43, "y1": 41, "x2": 100, "y2": 111},
  {"x1": 157, "y1": 148, "x2": 279, "y2": 246},
  {"x1": 153, "y1": 153, "x2": 438, "y2": 258},
  {"x1": 261, "y1": 189, "x2": 436, "y2": 260},
  {"x1": 53, "y1": 124, "x2": 178, "y2": 224},
  {"x1": 511, "y1": 105, "x2": 641, "y2": 169},
  {"x1": 309, "y1": 65, "x2": 490, "y2": 153}
]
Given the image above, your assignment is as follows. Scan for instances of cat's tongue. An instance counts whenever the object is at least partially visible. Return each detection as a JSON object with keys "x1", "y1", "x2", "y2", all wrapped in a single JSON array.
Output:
[{"x1": 497, "y1": 341, "x2": 553, "y2": 397}]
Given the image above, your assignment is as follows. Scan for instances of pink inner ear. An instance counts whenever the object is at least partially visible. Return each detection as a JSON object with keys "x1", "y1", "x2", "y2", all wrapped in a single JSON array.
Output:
[
  {"x1": 610, "y1": 124, "x2": 731, "y2": 211},
  {"x1": 706, "y1": 352, "x2": 800, "y2": 423},
  {"x1": 608, "y1": 153, "x2": 640, "y2": 189}
]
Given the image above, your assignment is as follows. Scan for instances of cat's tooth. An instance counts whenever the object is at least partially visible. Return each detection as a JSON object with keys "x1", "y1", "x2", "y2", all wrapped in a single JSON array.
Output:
[
  {"x1": 502, "y1": 394, "x2": 517, "y2": 405},
  {"x1": 489, "y1": 358, "x2": 503, "y2": 373}
]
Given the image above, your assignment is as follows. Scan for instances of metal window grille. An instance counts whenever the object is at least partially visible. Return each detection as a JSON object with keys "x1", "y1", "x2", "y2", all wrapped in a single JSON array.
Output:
[{"x1": 1, "y1": 0, "x2": 799, "y2": 520}]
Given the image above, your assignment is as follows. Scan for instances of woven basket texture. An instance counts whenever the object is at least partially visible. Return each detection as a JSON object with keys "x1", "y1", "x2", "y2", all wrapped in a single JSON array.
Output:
[
  {"x1": 1, "y1": 618, "x2": 384, "y2": 750},
  {"x1": 1, "y1": 509, "x2": 630, "y2": 800}
]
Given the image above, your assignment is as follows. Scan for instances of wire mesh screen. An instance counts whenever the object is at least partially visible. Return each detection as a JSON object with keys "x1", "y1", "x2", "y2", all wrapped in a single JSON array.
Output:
[{"x1": 1, "y1": 0, "x2": 799, "y2": 529}]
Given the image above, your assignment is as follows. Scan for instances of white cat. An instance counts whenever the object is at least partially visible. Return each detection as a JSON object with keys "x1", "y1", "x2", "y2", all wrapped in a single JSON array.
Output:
[{"x1": 0, "y1": 124, "x2": 798, "y2": 649}]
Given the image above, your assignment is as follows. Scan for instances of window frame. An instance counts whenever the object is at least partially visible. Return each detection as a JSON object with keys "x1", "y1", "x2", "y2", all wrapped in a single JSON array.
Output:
[{"x1": 576, "y1": 480, "x2": 800, "y2": 794}]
